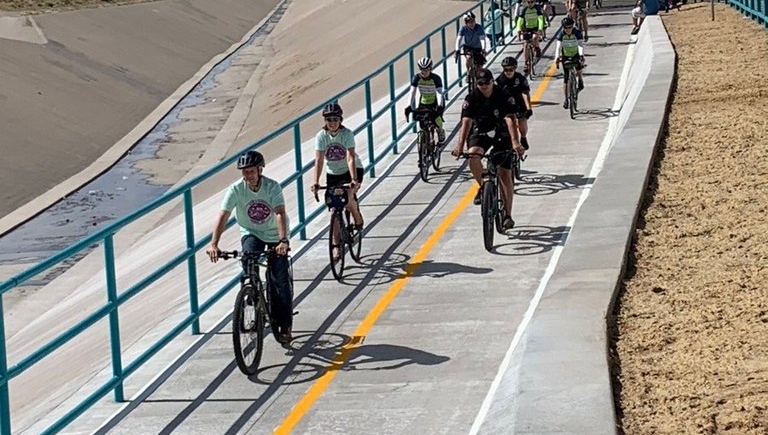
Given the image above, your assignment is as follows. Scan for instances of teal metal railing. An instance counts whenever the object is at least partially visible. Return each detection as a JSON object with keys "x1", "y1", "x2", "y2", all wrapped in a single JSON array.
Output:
[
  {"x1": 728, "y1": 0, "x2": 768, "y2": 26},
  {"x1": 0, "y1": 1, "x2": 514, "y2": 433}
]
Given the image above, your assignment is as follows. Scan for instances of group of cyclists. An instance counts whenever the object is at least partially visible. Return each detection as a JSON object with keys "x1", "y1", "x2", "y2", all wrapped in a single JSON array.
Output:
[{"x1": 204, "y1": 1, "x2": 594, "y2": 345}]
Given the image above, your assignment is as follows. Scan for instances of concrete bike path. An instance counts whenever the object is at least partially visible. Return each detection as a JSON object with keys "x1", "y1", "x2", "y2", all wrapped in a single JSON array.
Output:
[{"x1": 39, "y1": 11, "x2": 667, "y2": 435}]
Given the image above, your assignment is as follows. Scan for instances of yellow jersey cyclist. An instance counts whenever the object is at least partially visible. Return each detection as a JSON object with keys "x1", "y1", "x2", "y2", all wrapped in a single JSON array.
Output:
[
  {"x1": 454, "y1": 12, "x2": 488, "y2": 79},
  {"x1": 206, "y1": 150, "x2": 294, "y2": 344},
  {"x1": 555, "y1": 17, "x2": 585, "y2": 109},
  {"x1": 495, "y1": 56, "x2": 534, "y2": 151},
  {"x1": 310, "y1": 103, "x2": 365, "y2": 232},
  {"x1": 566, "y1": 0, "x2": 589, "y2": 41},
  {"x1": 515, "y1": 0, "x2": 546, "y2": 73},
  {"x1": 409, "y1": 57, "x2": 447, "y2": 144}
]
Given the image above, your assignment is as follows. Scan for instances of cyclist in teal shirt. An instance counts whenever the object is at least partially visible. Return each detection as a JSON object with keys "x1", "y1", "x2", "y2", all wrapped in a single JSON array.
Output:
[
  {"x1": 311, "y1": 103, "x2": 364, "y2": 231},
  {"x1": 206, "y1": 150, "x2": 294, "y2": 344},
  {"x1": 409, "y1": 57, "x2": 446, "y2": 143}
]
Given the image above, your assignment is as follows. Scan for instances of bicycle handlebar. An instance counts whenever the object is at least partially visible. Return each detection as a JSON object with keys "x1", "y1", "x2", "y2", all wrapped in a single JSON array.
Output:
[
  {"x1": 217, "y1": 249, "x2": 276, "y2": 260},
  {"x1": 313, "y1": 184, "x2": 353, "y2": 202}
]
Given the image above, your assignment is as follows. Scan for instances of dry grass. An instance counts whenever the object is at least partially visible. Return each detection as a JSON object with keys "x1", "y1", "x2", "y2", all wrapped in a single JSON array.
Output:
[
  {"x1": 614, "y1": 4, "x2": 768, "y2": 434},
  {"x1": 0, "y1": 0, "x2": 156, "y2": 13}
]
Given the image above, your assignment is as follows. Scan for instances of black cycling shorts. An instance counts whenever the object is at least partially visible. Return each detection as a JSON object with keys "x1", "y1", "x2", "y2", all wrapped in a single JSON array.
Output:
[
  {"x1": 468, "y1": 134, "x2": 515, "y2": 170},
  {"x1": 326, "y1": 168, "x2": 365, "y2": 187}
]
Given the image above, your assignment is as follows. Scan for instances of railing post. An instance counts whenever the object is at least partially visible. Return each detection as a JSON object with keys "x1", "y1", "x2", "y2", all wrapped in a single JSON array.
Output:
[
  {"x1": 389, "y1": 64, "x2": 399, "y2": 154},
  {"x1": 183, "y1": 190, "x2": 200, "y2": 335},
  {"x1": 426, "y1": 38, "x2": 432, "y2": 59},
  {"x1": 364, "y1": 80, "x2": 376, "y2": 178},
  {"x1": 441, "y1": 28, "x2": 449, "y2": 99},
  {"x1": 0, "y1": 295, "x2": 11, "y2": 435},
  {"x1": 103, "y1": 235, "x2": 124, "y2": 402},
  {"x1": 293, "y1": 124, "x2": 308, "y2": 239},
  {"x1": 408, "y1": 51, "x2": 417, "y2": 133}
]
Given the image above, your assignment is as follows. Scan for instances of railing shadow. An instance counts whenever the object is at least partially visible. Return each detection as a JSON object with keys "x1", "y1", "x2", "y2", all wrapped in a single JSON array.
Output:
[
  {"x1": 573, "y1": 107, "x2": 620, "y2": 120},
  {"x1": 338, "y1": 254, "x2": 494, "y2": 285}
]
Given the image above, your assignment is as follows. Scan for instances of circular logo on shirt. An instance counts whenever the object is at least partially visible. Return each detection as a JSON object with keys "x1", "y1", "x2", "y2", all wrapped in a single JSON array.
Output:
[
  {"x1": 326, "y1": 143, "x2": 347, "y2": 161},
  {"x1": 247, "y1": 199, "x2": 272, "y2": 224}
]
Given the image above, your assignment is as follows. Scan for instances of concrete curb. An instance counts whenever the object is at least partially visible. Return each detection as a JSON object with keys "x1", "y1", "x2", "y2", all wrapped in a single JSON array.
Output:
[
  {"x1": 491, "y1": 16, "x2": 675, "y2": 434},
  {"x1": 0, "y1": 0, "x2": 289, "y2": 238}
]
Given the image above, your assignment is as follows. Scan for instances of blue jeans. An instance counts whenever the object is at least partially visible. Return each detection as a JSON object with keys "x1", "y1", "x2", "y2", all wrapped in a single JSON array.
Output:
[{"x1": 241, "y1": 235, "x2": 293, "y2": 332}]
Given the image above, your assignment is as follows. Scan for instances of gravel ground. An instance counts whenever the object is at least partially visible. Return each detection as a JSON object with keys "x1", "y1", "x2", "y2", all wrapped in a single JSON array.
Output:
[{"x1": 613, "y1": 4, "x2": 768, "y2": 434}]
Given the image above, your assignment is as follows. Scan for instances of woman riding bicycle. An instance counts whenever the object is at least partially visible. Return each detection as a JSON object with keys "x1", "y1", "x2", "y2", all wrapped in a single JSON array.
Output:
[
  {"x1": 408, "y1": 57, "x2": 446, "y2": 143},
  {"x1": 206, "y1": 150, "x2": 294, "y2": 344},
  {"x1": 454, "y1": 12, "x2": 488, "y2": 80},
  {"x1": 555, "y1": 17, "x2": 585, "y2": 109},
  {"x1": 311, "y1": 103, "x2": 365, "y2": 258}
]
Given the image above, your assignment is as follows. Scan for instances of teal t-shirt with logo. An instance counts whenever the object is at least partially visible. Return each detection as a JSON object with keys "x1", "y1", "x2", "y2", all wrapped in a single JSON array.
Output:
[
  {"x1": 222, "y1": 176, "x2": 287, "y2": 242},
  {"x1": 315, "y1": 127, "x2": 363, "y2": 175}
]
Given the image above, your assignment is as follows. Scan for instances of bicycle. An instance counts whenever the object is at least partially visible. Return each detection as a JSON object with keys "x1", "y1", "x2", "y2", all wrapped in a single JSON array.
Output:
[
  {"x1": 461, "y1": 149, "x2": 517, "y2": 252},
  {"x1": 405, "y1": 106, "x2": 443, "y2": 181},
  {"x1": 457, "y1": 48, "x2": 486, "y2": 91},
  {"x1": 314, "y1": 184, "x2": 363, "y2": 280},
  {"x1": 559, "y1": 58, "x2": 583, "y2": 119},
  {"x1": 218, "y1": 249, "x2": 294, "y2": 375},
  {"x1": 520, "y1": 32, "x2": 538, "y2": 80}
]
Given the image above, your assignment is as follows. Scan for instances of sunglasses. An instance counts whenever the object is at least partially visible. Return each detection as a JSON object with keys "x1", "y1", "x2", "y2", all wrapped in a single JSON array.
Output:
[
  {"x1": 503, "y1": 67, "x2": 516, "y2": 72},
  {"x1": 419, "y1": 67, "x2": 431, "y2": 71},
  {"x1": 564, "y1": 26, "x2": 574, "y2": 30},
  {"x1": 477, "y1": 80, "x2": 491, "y2": 86},
  {"x1": 325, "y1": 117, "x2": 341, "y2": 122}
]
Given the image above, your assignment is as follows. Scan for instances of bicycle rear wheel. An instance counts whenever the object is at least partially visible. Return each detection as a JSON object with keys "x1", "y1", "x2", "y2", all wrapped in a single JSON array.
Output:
[
  {"x1": 467, "y1": 64, "x2": 476, "y2": 91},
  {"x1": 417, "y1": 130, "x2": 430, "y2": 182},
  {"x1": 481, "y1": 182, "x2": 496, "y2": 252},
  {"x1": 329, "y1": 211, "x2": 346, "y2": 280},
  {"x1": 232, "y1": 284, "x2": 265, "y2": 376}
]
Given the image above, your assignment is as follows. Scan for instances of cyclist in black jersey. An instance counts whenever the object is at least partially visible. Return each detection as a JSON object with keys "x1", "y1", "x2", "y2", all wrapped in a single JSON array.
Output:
[
  {"x1": 451, "y1": 68, "x2": 526, "y2": 230},
  {"x1": 495, "y1": 56, "x2": 533, "y2": 150}
]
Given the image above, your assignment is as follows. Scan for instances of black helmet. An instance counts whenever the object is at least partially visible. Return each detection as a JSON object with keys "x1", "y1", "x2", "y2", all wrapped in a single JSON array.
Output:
[
  {"x1": 561, "y1": 17, "x2": 575, "y2": 27},
  {"x1": 322, "y1": 103, "x2": 343, "y2": 118},
  {"x1": 501, "y1": 56, "x2": 518, "y2": 68},
  {"x1": 237, "y1": 150, "x2": 265, "y2": 169}
]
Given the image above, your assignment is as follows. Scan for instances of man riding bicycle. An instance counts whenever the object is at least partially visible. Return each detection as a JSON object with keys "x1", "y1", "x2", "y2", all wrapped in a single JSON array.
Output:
[
  {"x1": 409, "y1": 57, "x2": 447, "y2": 143},
  {"x1": 495, "y1": 56, "x2": 534, "y2": 151},
  {"x1": 206, "y1": 150, "x2": 294, "y2": 344},
  {"x1": 515, "y1": 0, "x2": 546, "y2": 73},
  {"x1": 451, "y1": 68, "x2": 526, "y2": 230},
  {"x1": 555, "y1": 17, "x2": 585, "y2": 109},
  {"x1": 566, "y1": 0, "x2": 589, "y2": 41},
  {"x1": 454, "y1": 11, "x2": 488, "y2": 81}
]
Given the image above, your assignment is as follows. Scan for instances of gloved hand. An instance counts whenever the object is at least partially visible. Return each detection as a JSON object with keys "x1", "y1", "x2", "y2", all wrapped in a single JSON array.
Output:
[
  {"x1": 454, "y1": 51, "x2": 460, "y2": 62},
  {"x1": 525, "y1": 109, "x2": 533, "y2": 119}
]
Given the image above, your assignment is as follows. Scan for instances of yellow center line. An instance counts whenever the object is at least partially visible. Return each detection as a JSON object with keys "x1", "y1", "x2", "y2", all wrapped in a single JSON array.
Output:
[{"x1": 273, "y1": 59, "x2": 559, "y2": 435}]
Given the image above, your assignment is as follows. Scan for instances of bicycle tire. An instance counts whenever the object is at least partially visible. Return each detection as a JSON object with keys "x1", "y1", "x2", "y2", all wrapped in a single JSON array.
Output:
[
  {"x1": 263, "y1": 278, "x2": 281, "y2": 343},
  {"x1": 329, "y1": 211, "x2": 346, "y2": 280},
  {"x1": 232, "y1": 284, "x2": 265, "y2": 376},
  {"x1": 526, "y1": 45, "x2": 535, "y2": 80},
  {"x1": 431, "y1": 128, "x2": 442, "y2": 171},
  {"x1": 513, "y1": 152, "x2": 523, "y2": 181},
  {"x1": 467, "y1": 64, "x2": 476, "y2": 91},
  {"x1": 417, "y1": 130, "x2": 430, "y2": 182},
  {"x1": 569, "y1": 72, "x2": 578, "y2": 119},
  {"x1": 347, "y1": 209, "x2": 363, "y2": 263},
  {"x1": 481, "y1": 182, "x2": 496, "y2": 252}
]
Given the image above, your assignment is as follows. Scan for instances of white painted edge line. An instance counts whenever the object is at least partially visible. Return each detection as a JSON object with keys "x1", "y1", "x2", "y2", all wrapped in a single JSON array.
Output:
[{"x1": 467, "y1": 41, "x2": 638, "y2": 435}]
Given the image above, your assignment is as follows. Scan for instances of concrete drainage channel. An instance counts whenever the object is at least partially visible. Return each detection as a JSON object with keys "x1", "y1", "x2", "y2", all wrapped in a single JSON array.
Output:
[{"x1": 0, "y1": 0, "x2": 292, "y2": 275}]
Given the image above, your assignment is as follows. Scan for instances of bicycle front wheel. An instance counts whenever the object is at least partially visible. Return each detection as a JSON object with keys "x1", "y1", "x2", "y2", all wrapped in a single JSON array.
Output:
[
  {"x1": 569, "y1": 75, "x2": 578, "y2": 119},
  {"x1": 347, "y1": 210, "x2": 363, "y2": 263},
  {"x1": 417, "y1": 130, "x2": 430, "y2": 182},
  {"x1": 431, "y1": 128, "x2": 442, "y2": 171},
  {"x1": 232, "y1": 284, "x2": 265, "y2": 376},
  {"x1": 329, "y1": 211, "x2": 346, "y2": 281},
  {"x1": 513, "y1": 153, "x2": 523, "y2": 181},
  {"x1": 481, "y1": 182, "x2": 496, "y2": 252}
]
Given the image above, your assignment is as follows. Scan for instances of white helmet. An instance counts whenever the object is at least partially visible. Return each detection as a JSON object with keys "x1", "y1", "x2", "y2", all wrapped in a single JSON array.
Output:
[
  {"x1": 417, "y1": 57, "x2": 433, "y2": 70},
  {"x1": 463, "y1": 11, "x2": 476, "y2": 22}
]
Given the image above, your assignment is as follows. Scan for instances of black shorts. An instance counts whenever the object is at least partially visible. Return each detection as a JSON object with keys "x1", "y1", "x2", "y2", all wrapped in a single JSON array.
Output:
[
  {"x1": 461, "y1": 46, "x2": 487, "y2": 66},
  {"x1": 521, "y1": 30, "x2": 538, "y2": 41},
  {"x1": 326, "y1": 168, "x2": 365, "y2": 187},
  {"x1": 468, "y1": 134, "x2": 515, "y2": 169},
  {"x1": 562, "y1": 57, "x2": 584, "y2": 82}
]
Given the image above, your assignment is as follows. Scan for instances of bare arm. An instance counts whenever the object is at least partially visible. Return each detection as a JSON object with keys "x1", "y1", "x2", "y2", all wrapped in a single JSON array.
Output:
[
  {"x1": 312, "y1": 150, "x2": 325, "y2": 192},
  {"x1": 274, "y1": 205, "x2": 290, "y2": 256},
  {"x1": 206, "y1": 210, "x2": 231, "y2": 262}
]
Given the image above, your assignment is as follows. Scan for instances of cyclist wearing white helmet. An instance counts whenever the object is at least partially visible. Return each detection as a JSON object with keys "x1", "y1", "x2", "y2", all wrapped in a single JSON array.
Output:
[
  {"x1": 206, "y1": 150, "x2": 294, "y2": 343},
  {"x1": 455, "y1": 11, "x2": 488, "y2": 79},
  {"x1": 409, "y1": 57, "x2": 447, "y2": 143},
  {"x1": 310, "y1": 103, "x2": 365, "y2": 232},
  {"x1": 555, "y1": 17, "x2": 585, "y2": 109}
]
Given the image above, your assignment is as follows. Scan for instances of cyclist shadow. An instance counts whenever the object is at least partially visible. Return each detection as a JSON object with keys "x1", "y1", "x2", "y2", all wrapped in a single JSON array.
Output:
[
  {"x1": 254, "y1": 332, "x2": 450, "y2": 385},
  {"x1": 515, "y1": 172, "x2": 594, "y2": 196},
  {"x1": 491, "y1": 225, "x2": 571, "y2": 256},
  {"x1": 340, "y1": 252, "x2": 493, "y2": 285},
  {"x1": 571, "y1": 107, "x2": 619, "y2": 120}
]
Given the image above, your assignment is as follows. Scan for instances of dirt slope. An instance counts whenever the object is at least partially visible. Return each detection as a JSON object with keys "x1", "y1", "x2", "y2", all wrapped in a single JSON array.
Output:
[{"x1": 613, "y1": 4, "x2": 768, "y2": 434}]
